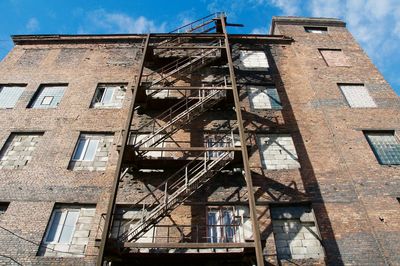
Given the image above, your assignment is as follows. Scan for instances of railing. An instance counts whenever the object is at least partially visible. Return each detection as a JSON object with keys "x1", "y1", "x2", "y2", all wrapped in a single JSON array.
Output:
[
  {"x1": 141, "y1": 39, "x2": 223, "y2": 90},
  {"x1": 117, "y1": 133, "x2": 234, "y2": 242},
  {"x1": 129, "y1": 85, "x2": 228, "y2": 157},
  {"x1": 169, "y1": 12, "x2": 225, "y2": 34},
  {"x1": 111, "y1": 223, "x2": 243, "y2": 244}
]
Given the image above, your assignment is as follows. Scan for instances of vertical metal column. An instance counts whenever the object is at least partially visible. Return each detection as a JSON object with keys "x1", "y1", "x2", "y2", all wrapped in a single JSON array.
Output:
[
  {"x1": 220, "y1": 17, "x2": 265, "y2": 266},
  {"x1": 96, "y1": 34, "x2": 150, "y2": 266}
]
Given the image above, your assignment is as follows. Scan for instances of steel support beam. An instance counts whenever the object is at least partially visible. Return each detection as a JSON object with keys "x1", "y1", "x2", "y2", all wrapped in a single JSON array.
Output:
[
  {"x1": 220, "y1": 16, "x2": 265, "y2": 266},
  {"x1": 96, "y1": 34, "x2": 150, "y2": 266}
]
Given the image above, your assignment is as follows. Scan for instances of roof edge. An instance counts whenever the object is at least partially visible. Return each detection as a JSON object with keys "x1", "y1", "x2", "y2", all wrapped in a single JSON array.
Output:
[{"x1": 271, "y1": 16, "x2": 346, "y2": 34}]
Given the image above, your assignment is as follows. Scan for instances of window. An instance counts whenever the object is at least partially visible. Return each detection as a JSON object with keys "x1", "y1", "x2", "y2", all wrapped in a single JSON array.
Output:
[
  {"x1": 365, "y1": 131, "x2": 400, "y2": 165},
  {"x1": 0, "y1": 202, "x2": 9, "y2": 217},
  {"x1": 207, "y1": 207, "x2": 241, "y2": 243},
  {"x1": 205, "y1": 134, "x2": 233, "y2": 158},
  {"x1": 248, "y1": 86, "x2": 282, "y2": 110},
  {"x1": 339, "y1": 84, "x2": 376, "y2": 108},
  {"x1": 0, "y1": 85, "x2": 25, "y2": 108},
  {"x1": 304, "y1": 26, "x2": 327, "y2": 33},
  {"x1": 257, "y1": 134, "x2": 300, "y2": 170},
  {"x1": 319, "y1": 49, "x2": 350, "y2": 67},
  {"x1": 45, "y1": 209, "x2": 80, "y2": 244},
  {"x1": 0, "y1": 132, "x2": 43, "y2": 169},
  {"x1": 69, "y1": 133, "x2": 114, "y2": 171},
  {"x1": 28, "y1": 85, "x2": 66, "y2": 108},
  {"x1": 240, "y1": 50, "x2": 269, "y2": 68},
  {"x1": 91, "y1": 84, "x2": 126, "y2": 108},
  {"x1": 271, "y1": 205, "x2": 324, "y2": 260},
  {"x1": 38, "y1": 205, "x2": 95, "y2": 257},
  {"x1": 72, "y1": 138, "x2": 99, "y2": 161},
  {"x1": 111, "y1": 207, "x2": 155, "y2": 243},
  {"x1": 130, "y1": 133, "x2": 165, "y2": 158}
]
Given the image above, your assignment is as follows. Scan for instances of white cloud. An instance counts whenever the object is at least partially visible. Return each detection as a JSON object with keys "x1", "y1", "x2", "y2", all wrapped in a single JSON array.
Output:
[
  {"x1": 308, "y1": 0, "x2": 341, "y2": 18},
  {"x1": 26, "y1": 17, "x2": 39, "y2": 32},
  {"x1": 306, "y1": 0, "x2": 400, "y2": 92},
  {"x1": 269, "y1": 0, "x2": 301, "y2": 15},
  {"x1": 81, "y1": 9, "x2": 166, "y2": 34}
]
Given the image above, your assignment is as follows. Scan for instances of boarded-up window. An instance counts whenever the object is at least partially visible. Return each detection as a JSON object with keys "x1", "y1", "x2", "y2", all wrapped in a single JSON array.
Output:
[
  {"x1": 257, "y1": 134, "x2": 300, "y2": 170},
  {"x1": 28, "y1": 85, "x2": 67, "y2": 108},
  {"x1": 240, "y1": 51, "x2": 269, "y2": 68},
  {"x1": 271, "y1": 205, "x2": 324, "y2": 260},
  {"x1": 320, "y1": 49, "x2": 350, "y2": 66},
  {"x1": 0, "y1": 132, "x2": 43, "y2": 169},
  {"x1": 365, "y1": 131, "x2": 400, "y2": 165},
  {"x1": 339, "y1": 84, "x2": 376, "y2": 108},
  {"x1": 248, "y1": 86, "x2": 282, "y2": 110},
  {"x1": 17, "y1": 49, "x2": 47, "y2": 67},
  {"x1": 0, "y1": 85, "x2": 25, "y2": 108}
]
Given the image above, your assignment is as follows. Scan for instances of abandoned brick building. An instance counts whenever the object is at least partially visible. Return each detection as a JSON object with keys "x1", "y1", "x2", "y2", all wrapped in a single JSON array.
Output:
[{"x1": 0, "y1": 13, "x2": 399, "y2": 266}]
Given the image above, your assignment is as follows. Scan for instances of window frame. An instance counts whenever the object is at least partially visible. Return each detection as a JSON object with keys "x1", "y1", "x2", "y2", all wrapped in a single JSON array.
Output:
[
  {"x1": 206, "y1": 206, "x2": 240, "y2": 243},
  {"x1": 364, "y1": 130, "x2": 400, "y2": 165},
  {"x1": 0, "y1": 85, "x2": 26, "y2": 109},
  {"x1": 44, "y1": 208, "x2": 80, "y2": 244},
  {"x1": 27, "y1": 84, "x2": 67, "y2": 109},
  {"x1": 0, "y1": 202, "x2": 9, "y2": 216},
  {"x1": 71, "y1": 136, "x2": 99, "y2": 162},
  {"x1": 304, "y1": 26, "x2": 328, "y2": 34},
  {"x1": 91, "y1": 84, "x2": 126, "y2": 108}
]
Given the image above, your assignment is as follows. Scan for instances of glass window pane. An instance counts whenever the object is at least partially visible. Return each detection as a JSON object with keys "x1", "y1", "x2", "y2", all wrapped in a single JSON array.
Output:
[
  {"x1": 73, "y1": 139, "x2": 87, "y2": 160},
  {"x1": 0, "y1": 86, "x2": 25, "y2": 108},
  {"x1": 83, "y1": 139, "x2": 99, "y2": 161},
  {"x1": 366, "y1": 132, "x2": 400, "y2": 165},
  {"x1": 267, "y1": 88, "x2": 282, "y2": 109},
  {"x1": 46, "y1": 211, "x2": 64, "y2": 242},
  {"x1": 59, "y1": 210, "x2": 79, "y2": 243},
  {"x1": 93, "y1": 87, "x2": 105, "y2": 103},
  {"x1": 102, "y1": 87, "x2": 114, "y2": 104},
  {"x1": 208, "y1": 211, "x2": 218, "y2": 243}
]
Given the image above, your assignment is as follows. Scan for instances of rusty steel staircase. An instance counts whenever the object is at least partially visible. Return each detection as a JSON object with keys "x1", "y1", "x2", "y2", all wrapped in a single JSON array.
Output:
[
  {"x1": 97, "y1": 11, "x2": 265, "y2": 266},
  {"x1": 143, "y1": 39, "x2": 224, "y2": 95},
  {"x1": 130, "y1": 85, "x2": 228, "y2": 158},
  {"x1": 118, "y1": 139, "x2": 234, "y2": 243}
]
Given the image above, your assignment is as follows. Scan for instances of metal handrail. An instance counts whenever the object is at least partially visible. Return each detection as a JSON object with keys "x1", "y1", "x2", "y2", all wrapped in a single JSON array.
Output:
[{"x1": 169, "y1": 12, "x2": 225, "y2": 34}]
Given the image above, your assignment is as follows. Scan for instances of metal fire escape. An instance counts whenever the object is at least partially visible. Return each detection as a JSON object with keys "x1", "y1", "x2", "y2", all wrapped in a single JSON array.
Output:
[{"x1": 97, "y1": 12, "x2": 264, "y2": 266}]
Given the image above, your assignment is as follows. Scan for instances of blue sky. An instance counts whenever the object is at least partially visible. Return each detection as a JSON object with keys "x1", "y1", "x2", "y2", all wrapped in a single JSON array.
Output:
[{"x1": 0, "y1": 0, "x2": 399, "y2": 95}]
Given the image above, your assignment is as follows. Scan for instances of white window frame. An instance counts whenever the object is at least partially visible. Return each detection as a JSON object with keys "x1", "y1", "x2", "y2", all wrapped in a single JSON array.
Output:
[
  {"x1": 207, "y1": 206, "x2": 241, "y2": 243},
  {"x1": 44, "y1": 208, "x2": 80, "y2": 244},
  {"x1": 72, "y1": 137, "x2": 99, "y2": 161},
  {"x1": 92, "y1": 85, "x2": 122, "y2": 107},
  {"x1": 41, "y1": 96, "x2": 54, "y2": 105}
]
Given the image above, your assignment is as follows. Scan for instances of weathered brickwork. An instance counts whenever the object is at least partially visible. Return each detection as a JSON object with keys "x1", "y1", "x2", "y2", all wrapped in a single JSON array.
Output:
[
  {"x1": 271, "y1": 17, "x2": 400, "y2": 265},
  {"x1": 0, "y1": 37, "x2": 143, "y2": 265},
  {"x1": 0, "y1": 16, "x2": 398, "y2": 266}
]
